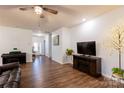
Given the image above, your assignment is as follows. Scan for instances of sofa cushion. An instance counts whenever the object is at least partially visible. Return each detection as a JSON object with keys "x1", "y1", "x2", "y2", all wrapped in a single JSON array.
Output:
[
  {"x1": 0, "y1": 84, "x2": 3, "y2": 88},
  {"x1": 0, "y1": 74, "x2": 9, "y2": 86},
  {"x1": 7, "y1": 68, "x2": 21, "y2": 83},
  {"x1": 1, "y1": 70, "x2": 11, "y2": 76},
  {"x1": 0, "y1": 68, "x2": 1, "y2": 75},
  {"x1": 11, "y1": 68, "x2": 21, "y2": 77},
  {"x1": 3, "y1": 82, "x2": 18, "y2": 88}
]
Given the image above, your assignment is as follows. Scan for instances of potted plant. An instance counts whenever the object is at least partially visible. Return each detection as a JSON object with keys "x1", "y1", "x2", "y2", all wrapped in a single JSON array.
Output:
[
  {"x1": 66, "y1": 48, "x2": 73, "y2": 56},
  {"x1": 112, "y1": 67, "x2": 124, "y2": 78}
]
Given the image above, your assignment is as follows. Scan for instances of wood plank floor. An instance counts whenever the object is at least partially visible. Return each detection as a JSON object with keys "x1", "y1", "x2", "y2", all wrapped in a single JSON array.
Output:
[{"x1": 20, "y1": 56, "x2": 122, "y2": 88}]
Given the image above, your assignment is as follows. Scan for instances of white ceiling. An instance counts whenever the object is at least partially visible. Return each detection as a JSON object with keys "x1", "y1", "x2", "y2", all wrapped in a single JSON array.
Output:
[{"x1": 0, "y1": 5, "x2": 121, "y2": 33}]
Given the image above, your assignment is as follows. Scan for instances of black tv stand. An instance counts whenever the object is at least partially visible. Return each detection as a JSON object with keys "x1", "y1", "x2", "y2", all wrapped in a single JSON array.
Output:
[{"x1": 73, "y1": 54, "x2": 101, "y2": 77}]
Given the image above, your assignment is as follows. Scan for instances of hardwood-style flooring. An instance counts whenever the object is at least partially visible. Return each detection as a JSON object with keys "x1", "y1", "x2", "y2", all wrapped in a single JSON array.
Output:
[{"x1": 20, "y1": 56, "x2": 122, "y2": 88}]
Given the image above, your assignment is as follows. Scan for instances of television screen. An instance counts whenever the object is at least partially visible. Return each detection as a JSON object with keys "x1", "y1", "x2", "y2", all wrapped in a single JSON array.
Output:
[{"x1": 77, "y1": 41, "x2": 96, "y2": 56}]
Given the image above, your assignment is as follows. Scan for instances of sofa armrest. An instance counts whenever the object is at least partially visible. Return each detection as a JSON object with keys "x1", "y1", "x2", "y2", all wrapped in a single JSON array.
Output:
[{"x1": 0, "y1": 62, "x2": 19, "y2": 72}]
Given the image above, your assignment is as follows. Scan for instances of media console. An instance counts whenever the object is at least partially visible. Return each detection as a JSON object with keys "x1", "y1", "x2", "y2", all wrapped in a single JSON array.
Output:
[{"x1": 73, "y1": 54, "x2": 101, "y2": 77}]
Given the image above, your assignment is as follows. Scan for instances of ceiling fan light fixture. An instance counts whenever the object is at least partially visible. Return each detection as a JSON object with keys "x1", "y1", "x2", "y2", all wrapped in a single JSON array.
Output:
[{"x1": 34, "y1": 6, "x2": 43, "y2": 15}]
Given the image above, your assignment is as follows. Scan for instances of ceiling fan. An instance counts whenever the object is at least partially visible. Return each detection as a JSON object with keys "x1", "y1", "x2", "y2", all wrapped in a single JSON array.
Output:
[{"x1": 19, "y1": 5, "x2": 58, "y2": 18}]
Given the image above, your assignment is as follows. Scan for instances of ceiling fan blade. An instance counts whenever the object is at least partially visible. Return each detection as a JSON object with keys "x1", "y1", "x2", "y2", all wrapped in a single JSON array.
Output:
[
  {"x1": 19, "y1": 7, "x2": 27, "y2": 11},
  {"x1": 19, "y1": 6, "x2": 33, "y2": 11},
  {"x1": 43, "y1": 7, "x2": 58, "y2": 14}
]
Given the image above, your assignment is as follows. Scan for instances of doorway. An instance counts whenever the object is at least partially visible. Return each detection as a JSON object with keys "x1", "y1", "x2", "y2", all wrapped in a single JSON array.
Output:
[{"x1": 32, "y1": 36, "x2": 46, "y2": 62}]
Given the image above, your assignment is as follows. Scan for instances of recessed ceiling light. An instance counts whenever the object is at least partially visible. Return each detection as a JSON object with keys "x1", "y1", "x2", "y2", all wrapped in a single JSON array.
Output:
[{"x1": 82, "y1": 18, "x2": 86, "y2": 22}]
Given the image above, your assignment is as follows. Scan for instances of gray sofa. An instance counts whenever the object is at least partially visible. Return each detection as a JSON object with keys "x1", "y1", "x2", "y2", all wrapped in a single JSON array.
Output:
[{"x1": 0, "y1": 62, "x2": 21, "y2": 88}]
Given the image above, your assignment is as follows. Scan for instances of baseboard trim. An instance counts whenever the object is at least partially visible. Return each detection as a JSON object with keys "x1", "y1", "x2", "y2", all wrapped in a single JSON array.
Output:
[
  {"x1": 62, "y1": 62, "x2": 73, "y2": 65},
  {"x1": 50, "y1": 59, "x2": 73, "y2": 65},
  {"x1": 102, "y1": 73, "x2": 111, "y2": 79},
  {"x1": 50, "y1": 59, "x2": 63, "y2": 64}
]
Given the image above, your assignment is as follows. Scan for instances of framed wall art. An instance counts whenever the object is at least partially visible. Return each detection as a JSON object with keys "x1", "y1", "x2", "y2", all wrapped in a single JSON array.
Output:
[{"x1": 53, "y1": 35, "x2": 59, "y2": 46}]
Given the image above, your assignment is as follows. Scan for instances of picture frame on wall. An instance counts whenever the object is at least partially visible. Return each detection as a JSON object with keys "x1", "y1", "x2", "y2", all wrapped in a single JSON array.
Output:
[{"x1": 53, "y1": 35, "x2": 59, "y2": 46}]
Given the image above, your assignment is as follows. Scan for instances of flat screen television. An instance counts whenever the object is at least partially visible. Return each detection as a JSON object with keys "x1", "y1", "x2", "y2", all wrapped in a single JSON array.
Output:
[{"x1": 77, "y1": 41, "x2": 96, "y2": 56}]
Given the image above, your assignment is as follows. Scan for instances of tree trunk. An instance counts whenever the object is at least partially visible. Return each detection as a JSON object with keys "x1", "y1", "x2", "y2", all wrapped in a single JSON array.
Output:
[
  {"x1": 118, "y1": 33, "x2": 121, "y2": 69},
  {"x1": 119, "y1": 50, "x2": 121, "y2": 69}
]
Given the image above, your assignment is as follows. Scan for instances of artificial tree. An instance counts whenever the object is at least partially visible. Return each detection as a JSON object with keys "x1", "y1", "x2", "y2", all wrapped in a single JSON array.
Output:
[
  {"x1": 104, "y1": 24, "x2": 124, "y2": 77},
  {"x1": 110, "y1": 24, "x2": 124, "y2": 69}
]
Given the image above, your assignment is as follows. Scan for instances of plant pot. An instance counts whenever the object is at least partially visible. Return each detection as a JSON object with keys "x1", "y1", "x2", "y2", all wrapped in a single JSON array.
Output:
[
  {"x1": 112, "y1": 73, "x2": 123, "y2": 78},
  {"x1": 66, "y1": 52, "x2": 73, "y2": 56}
]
